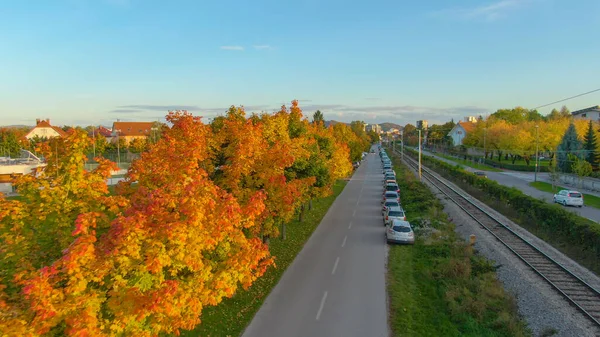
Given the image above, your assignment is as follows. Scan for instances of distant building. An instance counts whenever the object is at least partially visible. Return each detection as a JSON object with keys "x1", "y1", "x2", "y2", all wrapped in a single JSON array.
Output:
[
  {"x1": 571, "y1": 106, "x2": 600, "y2": 121},
  {"x1": 416, "y1": 120, "x2": 428, "y2": 130},
  {"x1": 89, "y1": 126, "x2": 114, "y2": 143},
  {"x1": 112, "y1": 121, "x2": 155, "y2": 145},
  {"x1": 24, "y1": 119, "x2": 66, "y2": 140},
  {"x1": 447, "y1": 117, "x2": 478, "y2": 146},
  {"x1": 366, "y1": 124, "x2": 382, "y2": 134}
]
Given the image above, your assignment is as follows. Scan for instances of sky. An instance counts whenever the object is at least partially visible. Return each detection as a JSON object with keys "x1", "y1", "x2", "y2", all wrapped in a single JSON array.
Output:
[{"x1": 1, "y1": 0, "x2": 599, "y2": 127}]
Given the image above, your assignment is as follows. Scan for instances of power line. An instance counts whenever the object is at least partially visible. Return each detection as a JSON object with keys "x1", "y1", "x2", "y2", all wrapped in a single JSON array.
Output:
[{"x1": 534, "y1": 88, "x2": 600, "y2": 110}]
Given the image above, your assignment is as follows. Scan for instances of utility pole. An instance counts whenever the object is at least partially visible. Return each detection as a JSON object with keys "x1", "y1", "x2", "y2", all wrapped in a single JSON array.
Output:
[
  {"x1": 418, "y1": 129, "x2": 422, "y2": 180},
  {"x1": 401, "y1": 131, "x2": 404, "y2": 161},
  {"x1": 483, "y1": 127, "x2": 486, "y2": 162},
  {"x1": 535, "y1": 125, "x2": 539, "y2": 182},
  {"x1": 116, "y1": 129, "x2": 121, "y2": 169}
]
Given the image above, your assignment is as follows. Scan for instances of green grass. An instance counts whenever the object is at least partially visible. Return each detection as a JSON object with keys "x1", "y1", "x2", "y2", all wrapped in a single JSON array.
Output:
[
  {"x1": 529, "y1": 181, "x2": 600, "y2": 209},
  {"x1": 177, "y1": 180, "x2": 348, "y2": 337},
  {"x1": 387, "y1": 153, "x2": 530, "y2": 337},
  {"x1": 488, "y1": 158, "x2": 550, "y2": 167},
  {"x1": 437, "y1": 153, "x2": 503, "y2": 172}
]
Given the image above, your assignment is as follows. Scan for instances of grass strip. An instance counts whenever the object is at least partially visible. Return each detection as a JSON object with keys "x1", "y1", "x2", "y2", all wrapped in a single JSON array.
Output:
[
  {"x1": 178, "y1": 180, "x2": 348, "y2": 337},
  {"x1": 387, "y1": 151, "x2": 530, "y2": 337},
  {"x1": 529, "y1": 181, "x2": 600, "y2": 210},
  {"x1": 436, "y1": 153, "x2": 503, "y2": 172}
]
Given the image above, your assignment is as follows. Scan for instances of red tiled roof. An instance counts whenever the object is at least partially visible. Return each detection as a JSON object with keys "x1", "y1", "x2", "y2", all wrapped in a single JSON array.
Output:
[
  {"x1": 24, "y1": 119, "x2": 67, "y2": 138},
  {"x1": 112, "y1": 122, "x2": 154, "y2": 137},
  {"x1": 458, "y1": 121, "x2": 477, "y2": 133},
  {"x1": 89, "y1": 126, "x2": 112, "y2": 138}
]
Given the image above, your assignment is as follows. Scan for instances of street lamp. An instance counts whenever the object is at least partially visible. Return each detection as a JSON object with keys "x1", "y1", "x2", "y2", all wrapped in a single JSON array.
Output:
[
  {"x1": 418, "y1": 129, "x2": 422, "y2": 181},
  {"x1": 115, "y1": 129, "x2": 121, "y2": 169},
  {"x1": 535, "y1": 125, "x2": 539, "y2": 182},
  {"x1": 483, "y1": 127, "x2": 487, "y2": 162}
]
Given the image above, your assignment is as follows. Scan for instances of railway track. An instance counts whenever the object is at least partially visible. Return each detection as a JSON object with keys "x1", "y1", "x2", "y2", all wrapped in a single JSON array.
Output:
[{"x1": 395, "y1": 148, "x2": 600, "y2": 328}]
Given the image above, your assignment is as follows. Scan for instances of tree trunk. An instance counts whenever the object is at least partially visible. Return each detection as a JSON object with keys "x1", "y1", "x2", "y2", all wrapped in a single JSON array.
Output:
[
  {"x1": 299, "y1": 204, "x2": 305, "y2": 222},
  {"x1": 309, "y1": 199, "x2": 313, "y2": 211},
  {"x1": 262, "y1": 236, "x2": 270, "y2": 245},
  {"x1": 281, "y1": 223, "x2": 286, "y2": 240}
]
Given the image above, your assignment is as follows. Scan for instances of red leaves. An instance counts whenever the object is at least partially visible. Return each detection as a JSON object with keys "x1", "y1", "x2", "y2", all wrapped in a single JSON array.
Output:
[{"x1": 0, "y1": 102, "x2": 356, "y2": 336}]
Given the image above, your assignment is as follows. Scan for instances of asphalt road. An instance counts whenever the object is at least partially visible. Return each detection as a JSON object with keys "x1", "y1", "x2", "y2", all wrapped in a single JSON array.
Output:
[{"x1": 241, "y1": 148, "x2": 389, "y2": 337}]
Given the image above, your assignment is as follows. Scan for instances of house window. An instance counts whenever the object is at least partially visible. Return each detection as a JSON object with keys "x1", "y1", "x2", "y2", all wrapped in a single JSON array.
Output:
[
  {"x1": 582, "y1": 113, "x2": 587, "y2": 118},
  {"x1": 457, "y1": 131, "x2": 462, "y2": 135}
]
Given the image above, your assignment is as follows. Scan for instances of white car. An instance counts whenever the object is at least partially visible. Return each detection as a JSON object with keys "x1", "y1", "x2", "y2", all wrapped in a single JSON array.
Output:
[
  {"x1": 553, "y1": 190, "x2": 584, "y2": 207},
  {"x1": 386, "y1": 219, "x2": 415, "y2": 245},
  {"x1": 384, "y1": 206, "x2": 407, "y2": 226}
]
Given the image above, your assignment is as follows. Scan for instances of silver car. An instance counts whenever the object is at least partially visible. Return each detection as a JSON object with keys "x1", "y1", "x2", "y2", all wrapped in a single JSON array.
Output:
[
  {"x1": 382, "y1": 199, "x2": 400, "y2": 216},
  {"x1": 384, "y1": 206, "x2": 407, "y2": 226},
  {"x1": 386, "y1": 219, "x2": 415, "y2": 245},
  {"x1": 553, "y1": 190, "x2": 584, "y2": 207}
]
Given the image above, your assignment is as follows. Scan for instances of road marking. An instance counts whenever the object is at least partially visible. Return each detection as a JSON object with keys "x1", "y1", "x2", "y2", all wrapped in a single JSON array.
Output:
[
  {"x1": 348, "y1": 221, "x2": 353, "y2": 229},
  {"x1": 353, "y1": 209, "x2": 356, "y2": 216},
  {"x1": 341, "y1": 235, "x2": 347, "y2": 247},
  {"x1": 331, "y1": 257, "x2": 340, "y2": 275},
  {"x1": 316, "y1": 291, "x2": 328, "y2": 320}
]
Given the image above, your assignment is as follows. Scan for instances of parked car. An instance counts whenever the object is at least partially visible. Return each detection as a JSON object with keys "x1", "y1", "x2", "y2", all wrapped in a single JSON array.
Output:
[
  {"x1": 384, "y1": 206, "x2": 407, "y2": 226},
  {"x1": 382, "y1": 200, "x2": 401, "y2": 215},
  {"x1": 384, "y1": 183, "x2": 400, "y2": 194},
  {"x1": 383, "y1": 179, "x2": 396, "y2": 187},
  {"x1": 386, "y1": 219, "x2": 415, "y2": 244},
  {"x1": 553, "y1": 190, "x2": 584, "y2": 207},
  {"x1": 382, "y1": 191, "x2": 400, "y2": 203}
]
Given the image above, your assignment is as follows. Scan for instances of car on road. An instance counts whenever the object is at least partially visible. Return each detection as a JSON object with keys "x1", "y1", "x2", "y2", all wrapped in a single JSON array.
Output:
[
  {"x1": 553, "y1": 190, "x2": 584, "y2": 207},
  {"x1": 386, "y1": 219, "x2": 415, "y2": 245},
  {"x1": 384, "y1": 183, "x2": 400, "y2": 194},
  {"x1": 383, "y1": 179, "x2": 396, "y2": 187},
  {"x1": 383, "y1": 206, "x2": 406, "y2": 226},
  {"x1": 473, "y1": 171, "x2": 487, "y2": 178},
  {"x1": 382, "y1": 200, "x2": 401, "y2": 216},
  {"x1": 382, "y1": 191, "x2": 400, "y2": 204}
]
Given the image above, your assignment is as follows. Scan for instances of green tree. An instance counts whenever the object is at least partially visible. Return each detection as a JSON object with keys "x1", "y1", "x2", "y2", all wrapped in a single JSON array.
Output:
[
  {"x1": 546, "y1": 108, "x2": 562, "y2": 121},
  {"x1": 0, "y1": 129, "x2": 21, "y2": 157},
  {"x1": 571, "y1": 155, "x2": 592, "y2": 189},
  {"x1": 557, "y1": 123, "x2": 583, "y2": 172},
  {"x1": 312, "y1": 110, "x2": 324, "y2": 125},
  {"x1": 490, "y1": 107, "x2": 543, "y2": 124},
  {"x1": 560, "y1": 105, "x2": 571, "y2": 117},
  {"x1": 583, "y1": 120, "x2": 598, "y2": 168}
]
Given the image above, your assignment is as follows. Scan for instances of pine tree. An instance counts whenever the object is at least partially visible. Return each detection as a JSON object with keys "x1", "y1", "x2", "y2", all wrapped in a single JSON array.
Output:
[
  {"x1": 584, "y1": 120, "x2": 598, "y2": 168},
  {"x1": 557, "y1": 123, "x2": 583, "y2": 172}
]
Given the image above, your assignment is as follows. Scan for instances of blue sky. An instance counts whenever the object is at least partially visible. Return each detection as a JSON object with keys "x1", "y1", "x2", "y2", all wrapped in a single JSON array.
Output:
[{"x1": 1, "y1": 0, "x2": 599, "y2": 127}]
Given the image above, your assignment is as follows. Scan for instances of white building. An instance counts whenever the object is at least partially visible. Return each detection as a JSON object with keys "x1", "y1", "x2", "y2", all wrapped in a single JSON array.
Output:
[
  {"x1": 366, "y1": 124, "x2": 382, "y2": 133},
  {"x1": 572, "y1": 106, "x2": 600, "y2": 121},
  {"x1": 24, "y1": 119, "x2": 66, "y2": 140}
]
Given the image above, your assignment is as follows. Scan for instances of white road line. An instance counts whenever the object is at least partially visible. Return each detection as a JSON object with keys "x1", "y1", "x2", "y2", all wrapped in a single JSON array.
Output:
[
  {"x1": 353, "y1": 209, "x2": 356, "y2": 216},
  {"x1": 348, "y1": 221, "x2": 353, "y2": 229},
  {"x1": 341, "y1": 235, "x2": 347, "y2": 247},
  {"x1": 316, "y1": 291, "x2": 328, "y2": 320},
  {"x1": 331, "y1": 257, "x2": 340, "y2": 275}
]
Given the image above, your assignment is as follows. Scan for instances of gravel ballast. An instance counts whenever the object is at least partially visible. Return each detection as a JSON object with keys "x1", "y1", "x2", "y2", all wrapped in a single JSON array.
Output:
[{"x1": 402, "y1": 158, "x2": 600, "y2": 337}]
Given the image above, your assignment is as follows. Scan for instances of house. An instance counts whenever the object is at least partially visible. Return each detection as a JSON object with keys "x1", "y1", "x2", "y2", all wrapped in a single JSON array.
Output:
[
  {"x1": 571, "y1": 106, "x2": 600, "y2": 121},
  {"x1": 448, "y1": 118, "x2": 477, "y2": 146},
  {"x1": 24, "y1": 119, "x2": 66, "y2": 140},
  {"x1": 89, "y1": 126, "x2": 114, "y2": 143},
  {"x1": 111, "y1": 121, "x2": 155, "y2": 145}
]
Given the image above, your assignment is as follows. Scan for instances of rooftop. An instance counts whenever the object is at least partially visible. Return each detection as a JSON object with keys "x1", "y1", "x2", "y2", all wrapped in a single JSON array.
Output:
[{"x1": 572, "y1": 106, "x2": 600, "y2": 116}]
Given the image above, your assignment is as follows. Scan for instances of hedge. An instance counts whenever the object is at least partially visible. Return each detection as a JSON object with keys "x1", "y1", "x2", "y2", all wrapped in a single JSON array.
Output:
[{"x1": 404, "y1": 147, "x2": 600, "y2": 264}]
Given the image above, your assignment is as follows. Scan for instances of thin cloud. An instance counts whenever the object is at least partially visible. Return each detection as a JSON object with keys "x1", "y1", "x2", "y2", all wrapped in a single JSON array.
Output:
[
  {"x1": 220, "y1": 46, "x2": 244, "y2": 51},
  {"x1": 253, "y1": 45, "x2": 274, "y2": 50},
  {"x1": 118, "y1": 105, "x2": 201, "y2": 111},
  {"x1": 110, "y1": 109, "x2": 142, "y2": 114},
  {"x1": 432, "y1": 0, "x2": 529, "y2": 21}
]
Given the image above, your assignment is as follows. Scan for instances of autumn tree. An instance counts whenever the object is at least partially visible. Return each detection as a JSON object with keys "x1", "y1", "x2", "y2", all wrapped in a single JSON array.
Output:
[
  {"x1": 0, "y1": 128, "x2": 21, "y2": 157},
  {"x1": 0, "y1": 129, "x2": 127, "y2": 335},
  {"x1": 557, "y1": 123, "x2": 583, "y2": 172}
]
